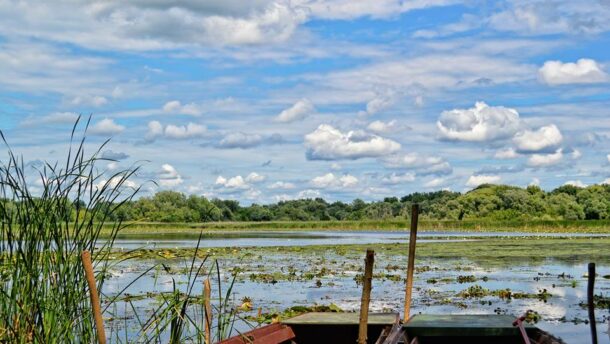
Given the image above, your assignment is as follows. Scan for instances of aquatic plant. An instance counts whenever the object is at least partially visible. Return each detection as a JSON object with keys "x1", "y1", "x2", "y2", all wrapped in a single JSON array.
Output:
[{"x1": 0, "y1": 118, "x2": 141, "y2": 342}]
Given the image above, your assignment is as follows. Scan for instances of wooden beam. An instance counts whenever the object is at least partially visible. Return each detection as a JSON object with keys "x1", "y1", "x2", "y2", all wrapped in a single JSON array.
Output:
[
  {"x1": 358, "y1": 249, "x2": 375, "y2": 344},
  {"x1": 81, "y1": 251, "x2": 106, "y2": 344},
  {"x1": 404, "y1": 204, "x2": 419, "y2": 321}
]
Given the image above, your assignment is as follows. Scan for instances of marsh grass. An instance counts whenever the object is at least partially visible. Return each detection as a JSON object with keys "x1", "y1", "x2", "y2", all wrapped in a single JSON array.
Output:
[
  {"x1": 0, "y1": 119, "x2": 244, "y2": 343},
  {"x1": 0, "y1": 118, "x2": 142, "y2": 342}
]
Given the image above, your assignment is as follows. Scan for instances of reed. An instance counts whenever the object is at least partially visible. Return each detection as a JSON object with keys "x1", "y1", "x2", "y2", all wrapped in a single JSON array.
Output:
[{"x1": 0, "y1": 118, "x2": 140, "y2": 342}]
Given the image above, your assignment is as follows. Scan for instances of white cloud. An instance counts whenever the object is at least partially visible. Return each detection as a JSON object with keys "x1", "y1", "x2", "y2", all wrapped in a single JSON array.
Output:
[
  {"x1": 275, "y1": 98, "x2": 315, "y2": 123},
  {"x1": 367, "y1": 120, "x2": 401, "y2": 134},
  {"x1": 526, "y1": 149, "x2": 563, "y2": 167},
  {"x1": 300, "y1": 0, "x2": 458, "y2": 20},
  {"x1": 164, "y1": 123, "x2": 207, "y2": 139},
  {"x1": 529, "y1": 177, "x2": 540, "y2": 186},
  {"x1": 146, "y1": 121, "x2": 207, "y2": 141},
  {"x1": 215, "y1": 175, "x2": 248, "y2": 189},
  {"x1": 162, "y1": 100, "x2": 203, "y2": 116},
  {"x1": 564, "y1": 180, "x2": 587, "y2": 188},
  {"x1": 245, "y1": 172, "x2": 266, "y2": 183},
  {"x1": 570, "y1": 149, "x2": 582, "y2": 160},
  {"x1": 89, "y1": 118, "x2": 125, "y2": 135},
  {"x1": 218, "y1": 132, "x2": 264, "y2": 149},
  {"x1": 70, "y1": 95, "x2": 108, "y2": 107},
  {"x1": 297, "y1": 189, "x2": 321, "y2": 199},
  {"x1": 424, "y1": 177, "x2": 446, "y2": 188},
  {"x1": 158, "y1": 164, "x2": 183, "y2": 187},
  {"x1": 359, "y1": 89, "x2": 397, "y2": 116},
  {"x1": 381, "y1": 172, "x2": 416, "y2": 184},
  {"x1": 601, "y1": 178, "x2": 610, "y2": 185},
  {"x1": 304, "y1": 124, "x2": 400, "y2": 160},
  {"x1": 494, "y1": 148, "x2": 520, "y2": 159},
  {"x1": 268, "y1": 181, "x2": 296, "y2": 189},
  {"x1": 96, "y1": 176, "x2": 138, "y2": 190},
  {"x1": 607, "y1": 154, "x2": 610, "y2": 163},
  {"x1": 380, "y1": 152, "x2": 452, "y2": 175},
  {"x1": 437, "y1": 102, "x2": 521, "y2": 142},
  {"x1": 466, "y1": 175, "x2": 501, "y2": 187},
  {"x1": 0, "y1": 2, "x2": 309, "y2": 50},
  {"x1": 539, "y1": 59, "x2": 608, "y2": 85},
  {"x1": 20, "y1": 112, "x2": 80, "y2": 127},
  {"x1": 310, "y1": 173, "x2": 358, "y2": 188},
  {"x1": 513, "y1": 124, "x2": 563, "y2": 153}
]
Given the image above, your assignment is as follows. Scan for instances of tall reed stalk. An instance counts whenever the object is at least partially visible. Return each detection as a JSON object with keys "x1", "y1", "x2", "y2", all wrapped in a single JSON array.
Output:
[{"x1": 0, "y1": 118, "x2": 140, "y2": 342}]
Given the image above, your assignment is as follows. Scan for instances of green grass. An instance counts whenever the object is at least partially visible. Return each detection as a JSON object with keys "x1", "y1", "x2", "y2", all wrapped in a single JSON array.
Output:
[{"x1": 101, "y1": 218, "x2": 610, "y2": 237}]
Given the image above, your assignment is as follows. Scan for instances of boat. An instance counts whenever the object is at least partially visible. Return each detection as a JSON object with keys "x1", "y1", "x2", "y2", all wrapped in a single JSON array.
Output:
[{"x1": 219, "y1": 312, "x2": 565, "y2": 344}]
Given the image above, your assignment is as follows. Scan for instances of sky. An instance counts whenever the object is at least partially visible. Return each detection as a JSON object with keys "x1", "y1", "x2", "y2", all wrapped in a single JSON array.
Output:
[{"x1": 1, "y1": 0, "x2": 610, "y2": 204}]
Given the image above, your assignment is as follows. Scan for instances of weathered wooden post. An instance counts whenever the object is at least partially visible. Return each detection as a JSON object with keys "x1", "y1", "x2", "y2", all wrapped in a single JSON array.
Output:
[
  {"x1": 358, "y1": 249, "x2": 375, "y2": 344},
  {"x1": 204, "y1": 278, "x2": 212, "y2": 344},
  {"x1": 588, "y1": 263, "x2": 598, "y2": 344},
  {"x1": 403, "y1": 204, "x2": 419, "y2": 322},
  {"x1": 81, "y1": 250, "x2": 107, "y2": 344}
]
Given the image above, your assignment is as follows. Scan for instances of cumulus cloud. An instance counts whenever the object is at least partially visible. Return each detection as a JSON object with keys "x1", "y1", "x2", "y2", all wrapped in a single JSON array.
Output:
[
  {"x1": 297, "y1": 189, "x2": 321, "y2": 199},
  {"x1": 564, "y1": 180, "x2": 587, "y2": 188},
  {"x1": 494, "y1": 148, "x2": 519, "y2": 159},
  {"x1": 146, "y1": 121, "x2": 207, "y2": 141},
  {"x1": 539, "y1": 59, "x2": 608, "y2": 85},
  {"x1": 96, "y1": 176, "x2": 138, "y2": 190},
  {"x1": 602, "y1": 178, "x2": 610, "y2": 185},
  {"x1": 359, "y1": 89, "x2": 398, "y2": 116},
  {"x1": 215, "y1": 175, "x2": 247, "y2": 189},
  {"x1": 245, "y1": 172, "x2": 266, "y2": 183},
  {"x1": 526, "y1": 149, "x2": 563, "y2": 167},
  {"x1": 0, "y1": 2, "x2": 309, "y2": 50},
  {"x1": 89, "y1": 118, "x2": 125, "y2": 135},
  {"x1": 380, "y1": 152, "x2": 452, "y2": 175},
  {"x1": 513, "y1": 124, "x2": 563, "y2": 153},
  {"x1": 367, "y1": 120, "x2": 405, "y2": 134},
  {"x1": 164, "y1": 123, "x2": 207, "y2": 139},
  {"x1": 162, "y1": 100, "x2": 203, "y2": 116},
  {"x1": 607, "y1": 154, "x2": 610, "y2": 163},
  {"x1": 102, "y1": 150, "x2": 129, "y2": 161},
  {"x1": 424, "y1": 178, "x2": 447, "y2": 188},
  {"x1": 437, "y1": 102, "x2": 521, "y2": 142},
  {"x1": 268, "y1": 181, "x2": 296, "y2": 189},
  {"x1": 217, "y1": 132, "x2": 284, "y2": 149},
  {"x1": 275, "y1": 98, "x2": 315, "y2": 123},
  {"x1": 310, "y1": 173, "x2": 358, "y2": 188},
  {"x1": 466, "y1": 175, "x2": 501, "y2": 187},
  {"x1": 304, "y1": 124, "x2": 400, "y2": 160},
  {"x1": 381, "y1": 172, "x2": 416, "y2": 184},
  {"x1": 158, "y1": 164, "x2": 183, "y2": 187}
]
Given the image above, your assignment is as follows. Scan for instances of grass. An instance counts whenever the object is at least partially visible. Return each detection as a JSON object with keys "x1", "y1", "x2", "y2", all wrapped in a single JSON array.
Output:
[
  {"x1": 0, "y1": 119, "x2": 242, "y2": 343},
  {"x1": 0, "y1": 119, "x2": 140, "y2": 342},
  {"x1": 100, "y1": 219, "x2": 610, "y2": 237}
]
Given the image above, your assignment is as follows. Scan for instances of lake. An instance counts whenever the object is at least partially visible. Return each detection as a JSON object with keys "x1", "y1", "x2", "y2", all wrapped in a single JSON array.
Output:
[{"x1": 102, "y1": 231, "x2": 610, "y2": 343}]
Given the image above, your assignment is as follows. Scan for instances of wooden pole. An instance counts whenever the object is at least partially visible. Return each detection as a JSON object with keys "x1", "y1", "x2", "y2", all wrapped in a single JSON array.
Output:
[
  {"x1": 588, "y1": 263, "x2": 598, "y2": 344},
  {"x1": 81, "y1": 251, "x2": 106, "y2": 344},
  {"x1": 358, "y1": 249, "x2": 375, "y2": 344},
  {"x1": 403, "y1": 204, "x2": 419, "y2": 322},
  {"x1": 204, "y1": 278, "x2": 212, "y2": 344}
]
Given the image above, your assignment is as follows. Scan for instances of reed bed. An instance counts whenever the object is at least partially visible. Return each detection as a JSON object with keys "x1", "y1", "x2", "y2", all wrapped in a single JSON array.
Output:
[{"x1": 0, "y1": 119, "x2": 240, "y2": 343}]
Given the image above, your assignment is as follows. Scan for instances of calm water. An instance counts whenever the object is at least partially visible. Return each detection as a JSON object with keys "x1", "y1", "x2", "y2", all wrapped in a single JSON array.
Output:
[
  {"x1": 103, "y1": 231, "x2": 610, "y2": 343},
  {"x1": 110, "y1": 230, "x2": 610, "y2": 249}
]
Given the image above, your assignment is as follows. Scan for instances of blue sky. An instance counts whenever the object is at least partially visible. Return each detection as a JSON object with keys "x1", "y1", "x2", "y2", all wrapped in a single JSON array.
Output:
[{"x1": 1, "y1": 0, "x2": 610, "y2": 203}]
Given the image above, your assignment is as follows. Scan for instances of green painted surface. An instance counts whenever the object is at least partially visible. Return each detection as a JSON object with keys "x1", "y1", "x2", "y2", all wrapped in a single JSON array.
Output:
[
  {"x1": 404, "y1": 314, "x2": 533, "y2": 337},
  {"x1": 283, "y1": 312, "x2": 398, "y2": 325}
]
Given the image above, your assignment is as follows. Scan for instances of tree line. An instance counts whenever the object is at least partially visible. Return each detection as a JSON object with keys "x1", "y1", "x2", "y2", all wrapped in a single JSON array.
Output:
[{"x1": 102, "y1": 183, "x2": 610, "y2": 222}]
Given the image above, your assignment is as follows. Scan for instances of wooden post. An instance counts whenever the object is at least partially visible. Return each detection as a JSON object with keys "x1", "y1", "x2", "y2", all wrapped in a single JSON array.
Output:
[
  {"x1": 358, "y1": 249, "x2": 375, "y2": 344},
  {"x1": 403, "y1": 204, "x2": 419, "y2": 322},
  {"x1": 204, "y1": 278, "x2": 212, "y2": 344},
  {"x1": 588, "y1": 263, "x2": 598, "y2": 344},
  {"x1": 81, "y1": 251, "x2": 106, "y2": 344}
]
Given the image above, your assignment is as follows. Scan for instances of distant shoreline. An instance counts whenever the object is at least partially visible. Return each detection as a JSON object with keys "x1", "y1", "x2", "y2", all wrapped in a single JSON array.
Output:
[{"x1": 102, "y1": 219, "x2": 610, "y2": 236}]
